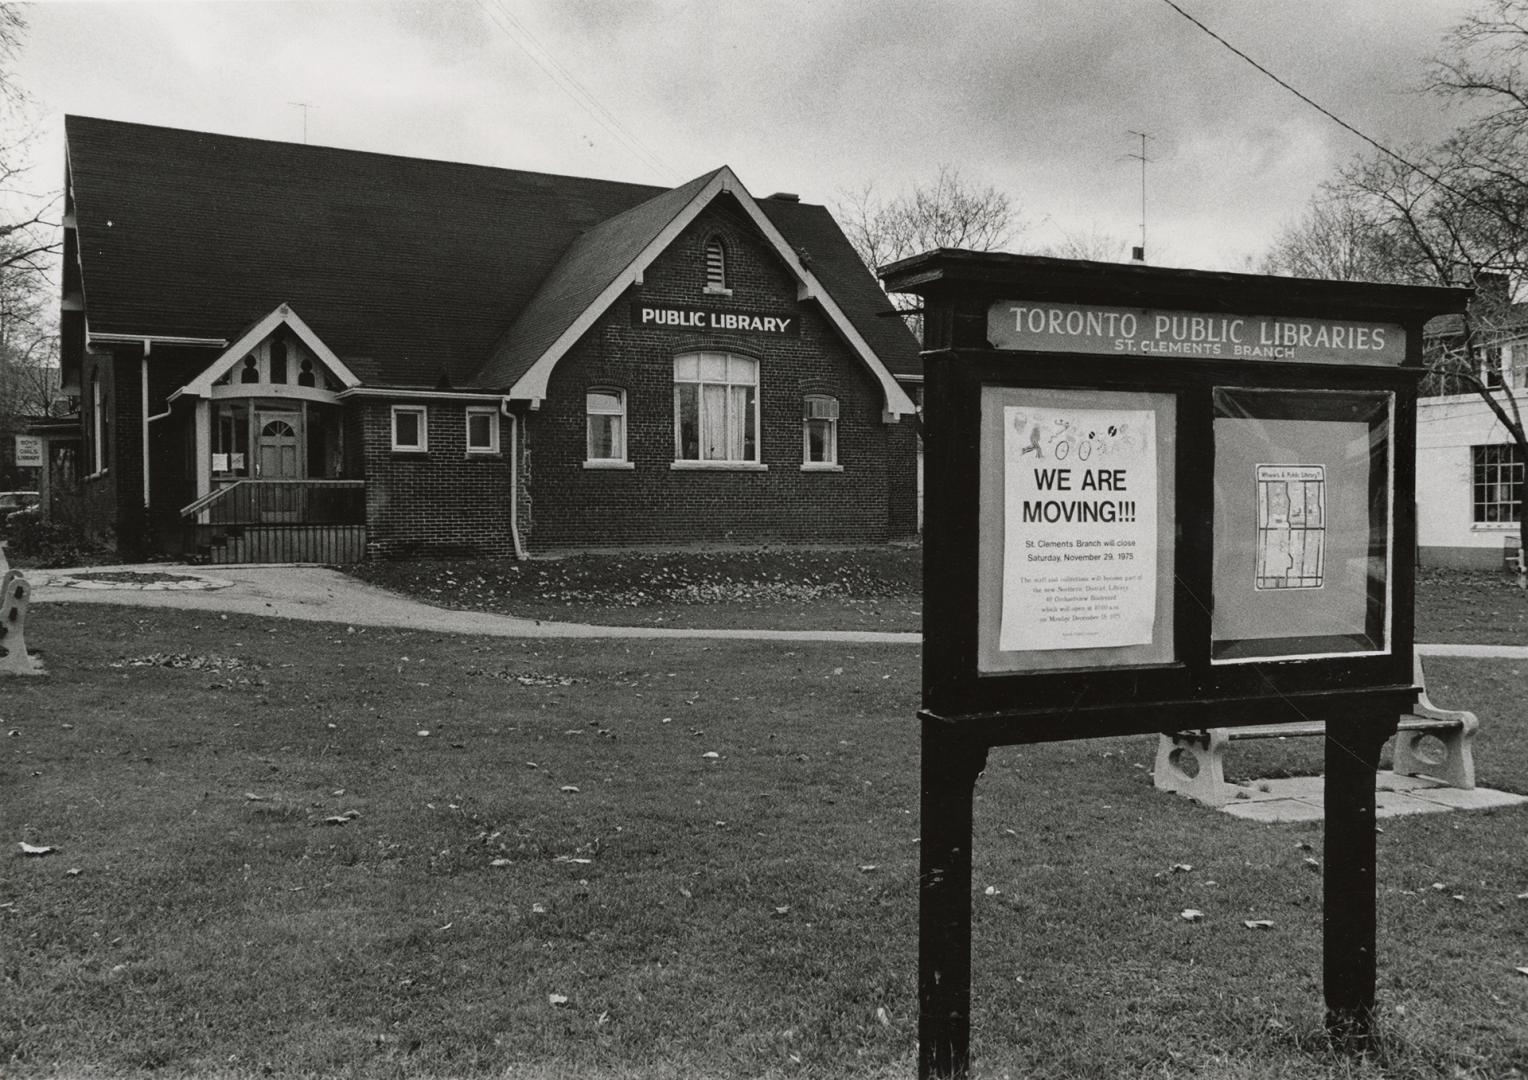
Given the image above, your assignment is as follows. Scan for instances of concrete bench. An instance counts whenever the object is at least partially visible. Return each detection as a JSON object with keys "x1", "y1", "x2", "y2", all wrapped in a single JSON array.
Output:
[
  {"x1": 1153, "y1": 656, "x2": 1476, "y2": 808},
  {"x1": 1505, "y1": 538, "x2": 1526, "y2": 587},
  {"x1": 0, "y1": 567, "x2": 44, "y2": 676}
]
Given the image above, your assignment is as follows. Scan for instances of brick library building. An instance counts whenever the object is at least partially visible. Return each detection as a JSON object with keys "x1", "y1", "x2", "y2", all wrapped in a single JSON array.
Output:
[{"x1": 54, "y1": 117, "x2": 922, "y2": 562}]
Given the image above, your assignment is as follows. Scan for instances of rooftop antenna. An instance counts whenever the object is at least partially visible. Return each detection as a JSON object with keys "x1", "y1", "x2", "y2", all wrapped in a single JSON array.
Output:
[
  {"x1": 288, "y1": 101, "x2": 319, "y2": 144},
  {"x1": 1125, "y1": 130, "x2": 1153, "y2": 262}
]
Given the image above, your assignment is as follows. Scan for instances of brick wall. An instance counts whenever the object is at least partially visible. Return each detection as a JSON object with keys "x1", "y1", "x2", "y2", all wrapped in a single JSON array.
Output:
[
  {"x1": 525, "y1": 199, "x2": 909, "y2": 549},
  {"x1": 360, "y1": 398, "x2": 518, "y2": 558}
]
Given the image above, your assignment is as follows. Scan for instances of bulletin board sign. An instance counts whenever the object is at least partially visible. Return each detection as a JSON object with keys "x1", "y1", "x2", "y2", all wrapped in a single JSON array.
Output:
[
  {"x1": 976, "y1": 386, "x2": 1177, "y2": 673},
  {"x1": 881, "y1": 251, "x2": 1472, "y2": 1080},
  {"x1": 1210, "y1": 389, "x2": 1393, "y2": 662},
  {"x1": 894, "y1": 252, "x2": 1472, "y2": 738}
]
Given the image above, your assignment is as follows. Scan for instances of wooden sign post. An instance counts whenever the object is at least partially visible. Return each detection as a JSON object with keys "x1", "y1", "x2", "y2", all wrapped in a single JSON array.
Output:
[{"x1": 881, "y1": 252, "x2": 1469, "y2": 1079}]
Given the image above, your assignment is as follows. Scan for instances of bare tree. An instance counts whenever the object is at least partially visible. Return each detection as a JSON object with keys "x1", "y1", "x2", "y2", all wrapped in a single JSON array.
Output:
[
  {"x1": 0, "y1": 5, "x2": 56, "y2": 280},
  {"x1": 834, "y1": 166, "x2": 1019, "y2": 343},
  {"x1": 1037, "y1": 224, "x2": 1131, "y2": 264},
  {"x1": 0, "y1": 1, "x2": 62, "y2": 468},
  {"x1": 1262, "y1": 3, "x2": 1528, "y2": 556},
  {"x1": 835, "y1": 165, "x2": 1018, "y2": 274},
  {"x1": 1258, "y1": 189, "x2": 1407, "y2": 281}
]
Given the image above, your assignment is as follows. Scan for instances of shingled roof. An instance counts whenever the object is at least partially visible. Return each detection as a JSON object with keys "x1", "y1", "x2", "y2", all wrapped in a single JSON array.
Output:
[{"x1": 66, "y1": 116, "x2": 921, "y2": 391}]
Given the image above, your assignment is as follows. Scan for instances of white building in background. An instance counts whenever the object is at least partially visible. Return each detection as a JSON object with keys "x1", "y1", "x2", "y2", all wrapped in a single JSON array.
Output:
[{"x1": 1416, "y1": 333, "x2": 1527, "y2": 570}]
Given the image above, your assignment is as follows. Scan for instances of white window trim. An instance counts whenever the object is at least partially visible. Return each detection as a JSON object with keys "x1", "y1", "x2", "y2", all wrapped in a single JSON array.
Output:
[
  {"x1": 671, "y1": 461, "x2": 768, "y2": 472},
  {"x1": 465, "y1": 406, "x2": 500, "y2": 455},
  {"x1": 585, "y1": 387, "x2": 629, "y2": 465},
  {"x1": 673, "y1": 352, "x2": 760, "y2": 465},
  {"x1": 391, "y1": 404, "x2": 428, "y2": 453},
  {"x1": 1471, "y1": 442, "x2": 1522, "y2": 526},
  {"x1": 89, "y1": 371, "x2": 106, "y2": 476},
  {"x1": 802, "y1": 394, "x2": 840, "y2": 469}
]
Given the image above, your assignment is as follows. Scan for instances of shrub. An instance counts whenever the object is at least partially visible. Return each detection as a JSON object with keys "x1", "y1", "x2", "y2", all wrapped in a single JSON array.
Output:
[{"x1": 4, "y1": 511, "x2": 97, "y2": 568}]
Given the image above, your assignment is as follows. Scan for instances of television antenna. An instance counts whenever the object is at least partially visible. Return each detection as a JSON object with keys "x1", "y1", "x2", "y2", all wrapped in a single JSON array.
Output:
[
  {"x1": 1125, "y1": 130, "x2": 1153, "y2": 260},
  {"x1": 288, "y1": 101, "x2": 319, "y2": 144}
]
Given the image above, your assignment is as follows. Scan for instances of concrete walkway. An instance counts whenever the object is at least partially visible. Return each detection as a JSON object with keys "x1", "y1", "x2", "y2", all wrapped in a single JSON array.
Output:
[
  {"x1": 22, "y1": 563, "x2": 921, "y2": 644},
  {"x1": 23, "y1": 561, "x2": 1528, "y2": 655}
]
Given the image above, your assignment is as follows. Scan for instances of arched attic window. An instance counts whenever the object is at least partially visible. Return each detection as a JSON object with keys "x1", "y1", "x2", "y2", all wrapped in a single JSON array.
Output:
[{"x1": 704, "y1": 236, "x2": 729, "y2": 294}]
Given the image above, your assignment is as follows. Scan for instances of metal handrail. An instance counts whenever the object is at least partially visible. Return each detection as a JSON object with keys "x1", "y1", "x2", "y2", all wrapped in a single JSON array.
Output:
[
  {"x1": 181, "y1": 480, "x2": 246, "y2": 519},
  {"x1": 180, "y1": 479, "x2": 364, "y2": 519}
]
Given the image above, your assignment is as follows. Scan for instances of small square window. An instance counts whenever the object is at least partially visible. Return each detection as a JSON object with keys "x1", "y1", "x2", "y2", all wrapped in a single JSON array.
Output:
[
  {"x1": 391, "y1": 405, "x2": 428, "y2": 452},
  {"x1": 466, "y1": 407, "x2": 500, "y2": 454}
]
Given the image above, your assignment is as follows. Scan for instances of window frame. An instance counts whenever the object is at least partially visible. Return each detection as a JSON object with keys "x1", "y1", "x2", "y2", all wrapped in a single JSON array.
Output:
[
  {"x1": 672, "y1": 352, "x2": 763, "y2": 469},
  {"x1": 89, "y1": 370, "x2": 107, "y2": 476},
  {"x1": 585, "y1": 387, "x2": 630, "y2": 468},
  {"x1": 464, "y1": 405, "x2": 500, "y2": 455},
  {"x1": 1472, "y1": 442, "x2": 1522, "y2": 525},
  {"x1": 801, "y1": 394, "x2": 842, "y2": 470},
  {"x1": 390, "y1": 404, "x2": 429, "y2": 453}
]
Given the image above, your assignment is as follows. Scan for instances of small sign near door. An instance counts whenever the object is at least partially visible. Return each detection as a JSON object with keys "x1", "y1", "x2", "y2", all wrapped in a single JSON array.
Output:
[{"x1": 14, "y1": 435, "x2": 42, "y2": 468}]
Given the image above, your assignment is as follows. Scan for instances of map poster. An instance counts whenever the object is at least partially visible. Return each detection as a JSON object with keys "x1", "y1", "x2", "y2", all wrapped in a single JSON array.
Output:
[
  {"x1": 1255, "y1": 465, "x2": 1326, "y2": 590},
  {"x1": 1000, "y1": 406, "x2": 1158, "y2": 651}
]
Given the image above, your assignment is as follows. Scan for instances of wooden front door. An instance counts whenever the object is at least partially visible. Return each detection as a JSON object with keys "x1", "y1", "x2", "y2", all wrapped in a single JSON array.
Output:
[{"x1": 256, "y1": 411, "x2": 303, "y2": 521}]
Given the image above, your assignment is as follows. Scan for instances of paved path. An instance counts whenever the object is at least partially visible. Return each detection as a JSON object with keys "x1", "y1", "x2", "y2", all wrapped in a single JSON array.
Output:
[
  {"x1": 23, "y1": 563, "x2": 921, "y2": 644},
  {"x1": 22, "y1": 562, "x2": 1528, "y2": 654}
]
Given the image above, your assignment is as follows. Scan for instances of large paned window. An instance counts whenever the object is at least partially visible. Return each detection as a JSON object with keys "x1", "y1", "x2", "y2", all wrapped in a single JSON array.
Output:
[
  {"x1": 674, "y1": 353, "x2": 758, "y2": 464},
  {"x1": 1473, "y1": 443, "x2": 1522, "y2": 523},
  {"x1": 586, "y1": 388, "x2": 627, "y2": 464}
]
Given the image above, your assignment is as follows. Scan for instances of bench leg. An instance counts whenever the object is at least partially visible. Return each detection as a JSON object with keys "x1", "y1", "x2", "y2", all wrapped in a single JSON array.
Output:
[
  {"x1": 0, "y1": 570, "x2": 42, "y2": 677},
  {"x1": 1392, "y1": 727, "x2": 1475, "y2": 790},
  {"x1": 1153, "y1": 731, "x2": 1230, "y2": 807}
]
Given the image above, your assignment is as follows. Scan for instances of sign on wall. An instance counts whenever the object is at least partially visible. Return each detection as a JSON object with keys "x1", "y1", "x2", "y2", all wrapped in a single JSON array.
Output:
[
  {"x1": 13, "y1": 435, "x2": 42, "y2": 468},
  {"x1": 632, "y1": 303, "x2": 799, "y2": 336},
  {"x1": 988, "y1": 302, "x2": 1406, "y2": 366}
]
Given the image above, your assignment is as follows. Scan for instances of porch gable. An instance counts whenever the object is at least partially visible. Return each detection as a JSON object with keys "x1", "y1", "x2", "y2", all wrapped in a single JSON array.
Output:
[{"x1": 172, "y1": 303, "x2": 361, "y2": 402}]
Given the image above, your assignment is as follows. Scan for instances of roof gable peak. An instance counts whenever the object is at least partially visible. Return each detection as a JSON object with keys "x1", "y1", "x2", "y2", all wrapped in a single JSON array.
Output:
[{"x1": 176, "y1": 303, "x2": 361, "y2": 400}]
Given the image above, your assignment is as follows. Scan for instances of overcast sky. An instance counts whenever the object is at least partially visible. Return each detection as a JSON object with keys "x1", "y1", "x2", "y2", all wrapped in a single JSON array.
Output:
[{"x1": 12, "y1": 0, "x2": 1488, "y2": 273}]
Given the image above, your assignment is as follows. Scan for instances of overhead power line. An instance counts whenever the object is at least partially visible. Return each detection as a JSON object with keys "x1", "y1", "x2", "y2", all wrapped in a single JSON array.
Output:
[
  {"x1": 474, "y1": 0, "x2": 675, "y2": 182},
  {"x1": 1157, "y1": 0, "x2": 1518, "y2": 247}
]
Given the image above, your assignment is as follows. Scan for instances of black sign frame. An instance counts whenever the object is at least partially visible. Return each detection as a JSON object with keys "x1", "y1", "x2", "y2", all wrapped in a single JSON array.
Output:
[
  {"x1": 884, "y1": 251, "x2": 1470, "y2": 1080},
  {"x1": 921, "y1": 351, "x2": 1423, "y2": 742}
]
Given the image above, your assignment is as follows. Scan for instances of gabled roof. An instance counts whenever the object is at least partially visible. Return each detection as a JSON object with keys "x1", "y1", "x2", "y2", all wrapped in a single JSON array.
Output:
[
  {"x1": 478, "y1": 168, "x2": 725, "y2": 392},
  {"x1": 66, "y1": 116, "x2": 921, "y2": 397},
  {"x1": 482, "y1": 167, "x2": 917, "y2": 415}
]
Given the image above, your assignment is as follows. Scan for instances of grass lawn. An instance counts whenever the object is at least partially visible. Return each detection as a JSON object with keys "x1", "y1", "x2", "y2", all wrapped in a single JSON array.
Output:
[
  {"x1": 4, "y1": 603, "x2": 1527, "y2": 1079},
  {"x1": 1415, "y1": 567, "x2": 1528, "y2": 645}
]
